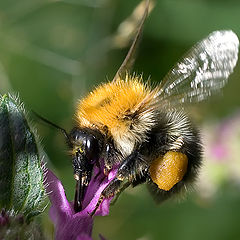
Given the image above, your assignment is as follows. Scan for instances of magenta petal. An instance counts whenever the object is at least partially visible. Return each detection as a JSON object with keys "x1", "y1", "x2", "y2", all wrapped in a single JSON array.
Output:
[
  {"x1": 53, "y1": 215, "x2": 93, "y2": 240},
  {"x1": 46, "y1": 169, "x2": 93, "y2": 240},
  {"x1": 46, "y1": 169, "x2": 73, "y2": 223},
  {"x1": 76, "y1": 235, "x2": 93, "y2": 240},
  {"x1": 82, "y1": 167, "x2": 117, "y2": 216}
]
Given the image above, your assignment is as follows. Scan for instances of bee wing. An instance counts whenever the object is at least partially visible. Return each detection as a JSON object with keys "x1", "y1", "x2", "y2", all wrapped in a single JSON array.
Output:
[
  {"x1": 157, "y1": 30, "x2": 239, "y2": 105},
  {"x1": 112, "y1": 0, "x2": 149, "y2": 82}
]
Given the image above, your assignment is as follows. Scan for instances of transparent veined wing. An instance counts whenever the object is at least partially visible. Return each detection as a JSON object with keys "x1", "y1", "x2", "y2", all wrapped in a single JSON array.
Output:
[
  {"x1": 113, "y1": 0, "x2": 149, "y2": 82},
  {"x1": 157, "y1": 30, "x2": 239, "y2": 105}
]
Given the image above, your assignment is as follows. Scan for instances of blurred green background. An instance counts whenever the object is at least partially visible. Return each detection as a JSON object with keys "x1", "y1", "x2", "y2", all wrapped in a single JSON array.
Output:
[{"x1": 1, "y1": 0, "x2": 240, "y2": 239}]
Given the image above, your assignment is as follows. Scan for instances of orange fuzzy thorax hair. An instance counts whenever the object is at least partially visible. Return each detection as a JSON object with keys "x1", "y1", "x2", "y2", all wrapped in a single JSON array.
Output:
[{"x1": 76, "y1": 75, "x2": 157, "y2": 156}]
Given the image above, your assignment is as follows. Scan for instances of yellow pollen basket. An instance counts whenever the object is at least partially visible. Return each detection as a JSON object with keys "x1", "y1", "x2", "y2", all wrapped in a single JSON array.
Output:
[{"x1": 149, "y1": 151, "x2": 188, "y2": 191}]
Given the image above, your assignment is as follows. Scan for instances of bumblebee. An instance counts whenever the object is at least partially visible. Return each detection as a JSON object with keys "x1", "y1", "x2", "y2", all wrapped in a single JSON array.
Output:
[
  {"x1": 37, "y1": 1, "x2": 239, "y2": 213},
  {"x1": 68, "y1": 1, "x2": 239, "y2": 213}
]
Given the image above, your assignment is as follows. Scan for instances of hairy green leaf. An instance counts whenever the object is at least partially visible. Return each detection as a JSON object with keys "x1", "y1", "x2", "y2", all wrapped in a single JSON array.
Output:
[{"x1": 0, "y1": 94, "x2": 46, "y2": 220}]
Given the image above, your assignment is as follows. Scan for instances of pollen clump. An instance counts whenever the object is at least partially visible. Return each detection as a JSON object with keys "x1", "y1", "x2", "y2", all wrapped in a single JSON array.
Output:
[{"x1": 149, "y1": 151, "x2": 188, "y2": 191}]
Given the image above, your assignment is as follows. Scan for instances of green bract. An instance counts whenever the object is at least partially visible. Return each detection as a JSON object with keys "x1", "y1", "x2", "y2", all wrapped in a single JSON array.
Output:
[{"x1": 0, "y1": 94, "x2": 45, "y2": 220}]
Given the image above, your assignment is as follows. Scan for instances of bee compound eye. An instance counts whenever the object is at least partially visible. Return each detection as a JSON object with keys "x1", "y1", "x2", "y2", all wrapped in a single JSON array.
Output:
[{"x1": 85, "y1": 136, "x2": 99, "y2": 162}]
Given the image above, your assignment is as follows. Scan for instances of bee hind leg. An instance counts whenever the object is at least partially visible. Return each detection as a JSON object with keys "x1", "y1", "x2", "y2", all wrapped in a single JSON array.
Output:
[
  {"x1": 91, "y1": 151, "x2": 148, "y2": 216},
  {"x1": 90, "y1": 178, "x2": 123, "y2": 216},
  {"x1": 110, "y1": 181, "x2": 131, "y2": 206},
  {"x1": 117, "y1": 151, "x2": 148, "y2": 182}
]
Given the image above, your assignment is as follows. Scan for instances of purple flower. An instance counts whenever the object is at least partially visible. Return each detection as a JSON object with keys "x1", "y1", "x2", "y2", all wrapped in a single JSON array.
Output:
[
  {"x1": 45, "y1": 165, "x2": 117, "y2": 240},
  {"x1": 208, "y1": 111, "x2": 240, "y2": 161}
]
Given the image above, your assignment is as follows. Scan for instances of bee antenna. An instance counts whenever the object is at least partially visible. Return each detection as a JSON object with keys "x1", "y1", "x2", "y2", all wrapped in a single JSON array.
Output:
[{"x1": 32, "y1": 111, "x2": 72, "y2": 146}]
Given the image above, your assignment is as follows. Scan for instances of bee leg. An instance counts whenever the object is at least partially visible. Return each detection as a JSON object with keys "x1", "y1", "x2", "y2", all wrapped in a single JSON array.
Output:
[
  {"x1": 91, "y1": 152, "x2": 148, "y2": 216},
  {"x1": 117, "y1": 151, "x2": 148, "y2": 181},
  {"x1": 110, "y1": 181, "x2": 131, "y2": 206},
  {"x1": 90, "y1": 178, "x2": 122, "y2": 216},
  {"x1": 102, "y1": 142, "x2": 118, "y2": 175}
]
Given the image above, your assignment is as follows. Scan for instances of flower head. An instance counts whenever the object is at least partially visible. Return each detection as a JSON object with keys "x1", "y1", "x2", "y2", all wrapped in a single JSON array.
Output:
[{"x1": 46, "y1": 165, "x2": 117, "y2": 240}]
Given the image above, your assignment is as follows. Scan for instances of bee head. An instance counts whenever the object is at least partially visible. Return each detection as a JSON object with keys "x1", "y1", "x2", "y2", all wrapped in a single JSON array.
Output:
[
  {"x1": 33, "y1": 112, "x2": 104, "y2": 212},
  {"x1": 69, "y1": 127, "x2": 101, "y2": 178},
  {"x1": 68, "y1": 127, "x2": 103, "y2": 211}
]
